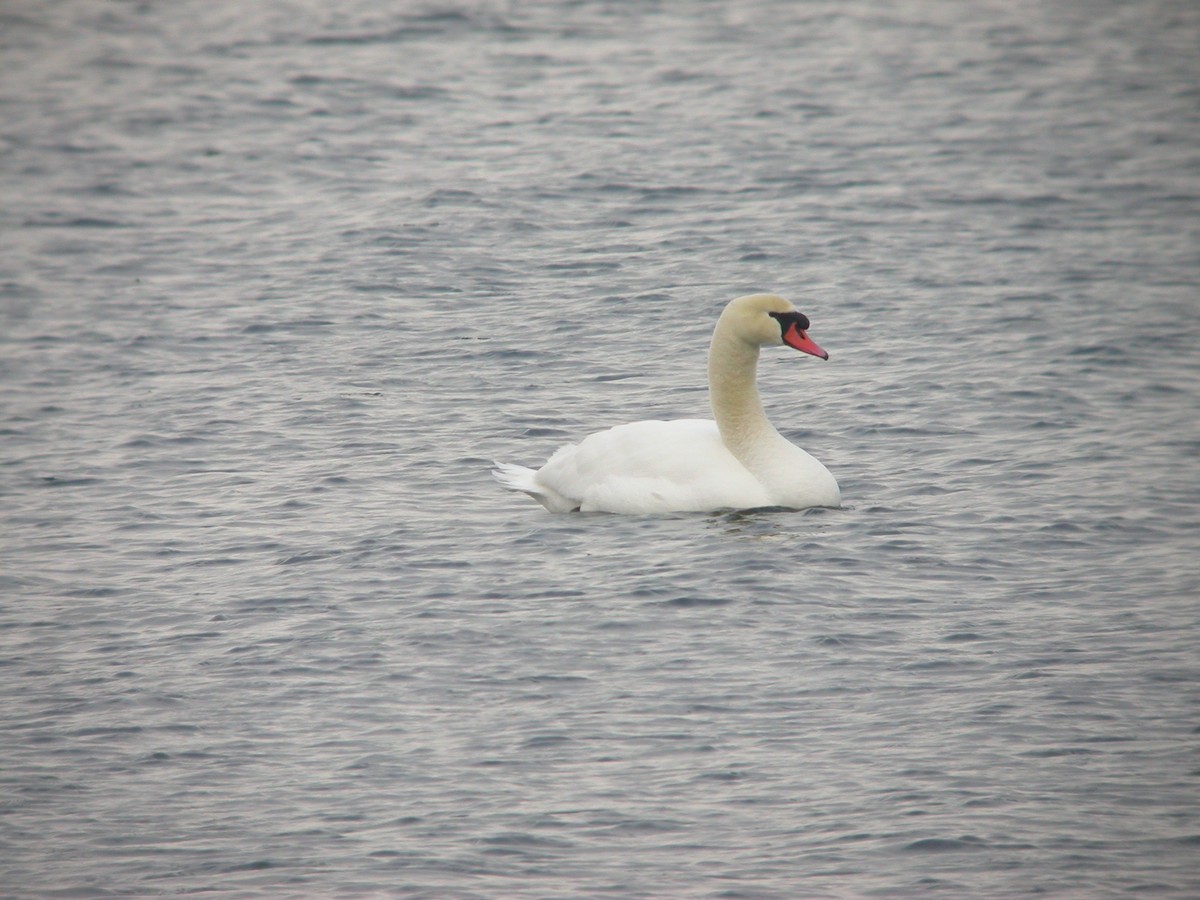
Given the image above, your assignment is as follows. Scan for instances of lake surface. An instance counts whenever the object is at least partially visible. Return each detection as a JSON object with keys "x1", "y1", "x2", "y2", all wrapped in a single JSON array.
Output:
[{"x1": 2, "y1": 0, "x2": 1198, "y2": 896}]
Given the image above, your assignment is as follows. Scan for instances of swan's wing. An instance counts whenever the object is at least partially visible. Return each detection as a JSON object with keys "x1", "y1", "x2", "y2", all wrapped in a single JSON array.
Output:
[{"x1": 535, "y1": 419, "x2": 771, "y2": 514}]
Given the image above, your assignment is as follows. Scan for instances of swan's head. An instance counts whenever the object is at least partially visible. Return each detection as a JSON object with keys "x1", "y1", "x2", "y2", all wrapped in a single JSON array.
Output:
[{"x1": 722, "y1": 293, "x2": 829, "y2": 360}]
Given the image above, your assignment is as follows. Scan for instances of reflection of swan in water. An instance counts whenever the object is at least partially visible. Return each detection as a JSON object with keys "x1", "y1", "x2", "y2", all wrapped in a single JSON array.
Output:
[{"x1": 494, "y1": 294, "x2": 840, "y2": 514}]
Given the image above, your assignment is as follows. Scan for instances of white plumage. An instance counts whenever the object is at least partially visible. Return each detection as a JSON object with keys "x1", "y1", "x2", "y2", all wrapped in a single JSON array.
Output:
[{"x1": 494, "y1": 294, "x2": 840, "y2": 514}]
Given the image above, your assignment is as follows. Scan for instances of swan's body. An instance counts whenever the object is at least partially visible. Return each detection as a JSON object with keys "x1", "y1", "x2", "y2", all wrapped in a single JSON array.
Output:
[{"x1": 493, "y1": 294, "x2": 840, "y2": 514}]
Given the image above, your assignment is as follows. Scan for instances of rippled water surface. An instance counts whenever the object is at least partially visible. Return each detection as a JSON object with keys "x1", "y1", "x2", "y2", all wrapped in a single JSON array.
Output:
[{"x1": 2, "y1": 1, "x2": 1199, "y2": 896}]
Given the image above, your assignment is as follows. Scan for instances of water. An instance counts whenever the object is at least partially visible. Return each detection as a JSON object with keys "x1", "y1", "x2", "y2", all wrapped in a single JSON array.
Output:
[{"x1": 2, "y1": 0, "x2": 1198, "y2": 896}]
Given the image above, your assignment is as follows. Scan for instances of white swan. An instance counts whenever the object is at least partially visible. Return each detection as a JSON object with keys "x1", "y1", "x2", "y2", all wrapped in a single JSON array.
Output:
[{"x1": 493, "y1": 293, "x2": 840, "y2": 514}]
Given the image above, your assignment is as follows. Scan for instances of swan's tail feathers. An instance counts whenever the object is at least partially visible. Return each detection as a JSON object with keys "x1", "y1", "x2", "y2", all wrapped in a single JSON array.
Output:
[
  {"x1": 492, "y1": 461, "x2": 539, "y2": 494},
  {"x1": 492, "y1": 461, "x2": 577, "y2": 513}
]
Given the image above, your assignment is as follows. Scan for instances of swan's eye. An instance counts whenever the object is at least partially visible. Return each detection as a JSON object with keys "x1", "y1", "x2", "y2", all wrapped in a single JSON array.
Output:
[{"x1": 768, "y1": 311, "x2": 811, "y2": 332}]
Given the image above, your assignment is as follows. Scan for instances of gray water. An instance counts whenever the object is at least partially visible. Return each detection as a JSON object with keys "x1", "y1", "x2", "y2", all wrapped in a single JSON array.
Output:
[{"x1": 2, "y1": 1, "x2": 1199, "y2": 896}]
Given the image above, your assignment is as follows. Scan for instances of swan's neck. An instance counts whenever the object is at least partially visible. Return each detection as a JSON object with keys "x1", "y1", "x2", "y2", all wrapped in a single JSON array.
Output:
[{"x1": 708, "y1": 328, "x2": 779, "y2": 461}]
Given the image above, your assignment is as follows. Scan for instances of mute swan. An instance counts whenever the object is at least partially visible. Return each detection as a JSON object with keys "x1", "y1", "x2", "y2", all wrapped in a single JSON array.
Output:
[{"x1": 493, "y1": 293, "x2": 840, "y2": 514}]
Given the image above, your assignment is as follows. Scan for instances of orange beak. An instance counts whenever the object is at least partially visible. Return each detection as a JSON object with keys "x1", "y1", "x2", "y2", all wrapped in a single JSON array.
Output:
[{"x1": 782, "y1": 322, "x2": 829, "y2": 360}]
